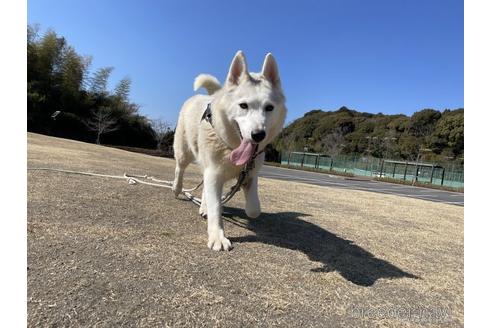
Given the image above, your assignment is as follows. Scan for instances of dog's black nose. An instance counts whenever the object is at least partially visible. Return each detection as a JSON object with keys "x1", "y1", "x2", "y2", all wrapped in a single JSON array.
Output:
[{"x1": 251, "y1": 130, "x2": 266, "y2": 143}]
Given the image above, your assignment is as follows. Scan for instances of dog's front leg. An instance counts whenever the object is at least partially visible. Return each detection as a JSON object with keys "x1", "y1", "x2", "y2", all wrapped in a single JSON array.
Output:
[
  {"x1": 243, "y1": 174, "x2": 261, "y2": 218},
  {"x1": 204, "y1": 168, "x2": 232, "y2": 251},
  {"x1": 243, "y1": 153, "x2": 263, "y2": 218}
]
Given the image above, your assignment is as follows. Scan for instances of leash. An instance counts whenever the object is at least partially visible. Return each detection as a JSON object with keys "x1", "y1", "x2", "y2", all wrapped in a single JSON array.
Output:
[
  {"x1": 27, "y1": 159, "x2": 258, "y2": 207},
  {"x1": 27, "y1": 167, "x2": 205, "y2": 206}
]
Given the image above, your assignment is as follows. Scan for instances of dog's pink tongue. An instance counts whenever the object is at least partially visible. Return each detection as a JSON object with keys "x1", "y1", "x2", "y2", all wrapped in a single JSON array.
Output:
[{"x1": 230, "y1": 139, "x2": 255, "y2": 166}]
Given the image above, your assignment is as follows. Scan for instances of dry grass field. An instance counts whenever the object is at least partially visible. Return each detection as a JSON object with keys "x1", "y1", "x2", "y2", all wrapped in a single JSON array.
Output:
[{"x1": 27, "y1": 133, "x2": 463, "y2": 327}]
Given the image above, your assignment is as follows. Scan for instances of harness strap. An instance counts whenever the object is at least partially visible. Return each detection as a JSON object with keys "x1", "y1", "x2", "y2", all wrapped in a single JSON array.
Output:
[{"x1": 201, "y1": 103, "x2": 213, "y2": 125}]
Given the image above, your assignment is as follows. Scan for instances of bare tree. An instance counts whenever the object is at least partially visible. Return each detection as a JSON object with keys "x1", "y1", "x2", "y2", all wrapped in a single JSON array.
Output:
[
  {"x1": 322, "y1": 128, "x2": 345, "y2": 157},
  {"x1": 85, "y1": 107, "x2": 119, "y2": 144},
  {"x1": 151, "y1": 119, "x2": 172, "y2": 150}
]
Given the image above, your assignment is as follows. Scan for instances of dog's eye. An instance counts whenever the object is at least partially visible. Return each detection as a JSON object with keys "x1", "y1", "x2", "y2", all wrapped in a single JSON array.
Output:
[
  {"x1": 239, "y1": 103, "x2": 248, "y2": 109},
  {"x1": 265, "y1": 104, "x2": 274, "y2": 112}
]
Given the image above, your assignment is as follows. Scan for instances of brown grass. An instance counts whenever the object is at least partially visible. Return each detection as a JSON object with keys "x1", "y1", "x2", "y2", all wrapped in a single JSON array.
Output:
[{"x1": 27, "y1": 133, "x2": 463, "y2": 327}]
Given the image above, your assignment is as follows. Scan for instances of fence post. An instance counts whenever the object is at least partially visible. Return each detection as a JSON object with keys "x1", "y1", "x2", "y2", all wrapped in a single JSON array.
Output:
[
  {"x1": 430, "y1": 165, "x2": 435, "y2": 184},
  {"x1": 403, "y1": 162, "x2": 408, "y2": 181},
  {"x1": 450, "y1": 162, "x2": 456, "y2": 187},
  {"x1": 379, "y1": 159, "x2": 384, "y2": 177},
  {"x1": 301, "y1": 153, "x2": 305, "y2": 167},
  {"x1": 392, "y1": 162, "x2": 397, "y2": 178},
  {"x1": 330, "y1": 158, "x2": 333, "y2": 170},
  {"x1": 441, "y1": 167, "x2": 445, "y2": 186}
]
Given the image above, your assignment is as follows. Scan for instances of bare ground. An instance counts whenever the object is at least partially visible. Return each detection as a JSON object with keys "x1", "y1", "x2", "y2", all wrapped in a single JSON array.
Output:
[{"x1": 27, "y1": 133, "x2": 463, "y2": 327}]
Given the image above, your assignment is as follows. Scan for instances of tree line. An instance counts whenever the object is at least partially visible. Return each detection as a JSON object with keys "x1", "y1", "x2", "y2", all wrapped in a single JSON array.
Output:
[
  {"x1": 269, "y1": 106, "x2": 464, "y2": 164},
  {"x1": 27, "y1": 25, "x2": 173, "y2": 150}
]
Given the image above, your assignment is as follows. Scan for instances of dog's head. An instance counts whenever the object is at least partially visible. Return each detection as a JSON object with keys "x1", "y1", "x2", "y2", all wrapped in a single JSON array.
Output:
[{"x1": 220, "y1": 51, "x2": 287, "y2": 166}]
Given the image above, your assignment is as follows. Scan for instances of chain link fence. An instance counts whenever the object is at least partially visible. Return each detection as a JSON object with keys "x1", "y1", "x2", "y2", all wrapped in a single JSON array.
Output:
[{"x1": 280, "y1": 152, "x2": 464, "y2": 189}]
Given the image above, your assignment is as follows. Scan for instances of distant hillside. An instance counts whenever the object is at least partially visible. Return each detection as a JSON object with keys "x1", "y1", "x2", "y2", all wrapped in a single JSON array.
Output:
[{"x1": 270, "y1": 107, "x2": 463, "y2": 163}]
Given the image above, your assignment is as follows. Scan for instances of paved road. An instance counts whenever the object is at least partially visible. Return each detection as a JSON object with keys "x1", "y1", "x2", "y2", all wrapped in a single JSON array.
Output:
[{"x1": 260, "y1": 165, "x2": 464, "y2": 206}]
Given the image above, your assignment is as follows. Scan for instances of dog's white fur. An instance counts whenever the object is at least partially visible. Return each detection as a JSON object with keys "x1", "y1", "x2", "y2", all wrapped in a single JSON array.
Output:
[{"x1": 172, "y1": 51, "x2": 286, "y2": 251}]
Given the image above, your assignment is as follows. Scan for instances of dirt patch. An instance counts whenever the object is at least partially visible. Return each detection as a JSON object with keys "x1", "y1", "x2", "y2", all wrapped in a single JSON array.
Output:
[{"x1": 27, "y1": 133, "x2": 463, "y2": 327}]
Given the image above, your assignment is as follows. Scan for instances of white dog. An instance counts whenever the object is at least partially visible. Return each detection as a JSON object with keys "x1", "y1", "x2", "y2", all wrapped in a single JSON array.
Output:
[{"x1": 172, "y1": 51, "x2": 286, "y2": 251}]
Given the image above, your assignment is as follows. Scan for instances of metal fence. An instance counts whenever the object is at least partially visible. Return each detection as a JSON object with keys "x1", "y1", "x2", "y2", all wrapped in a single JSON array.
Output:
[{"x1": 280, "y1": 151, "x2": 464, "y2": 189}]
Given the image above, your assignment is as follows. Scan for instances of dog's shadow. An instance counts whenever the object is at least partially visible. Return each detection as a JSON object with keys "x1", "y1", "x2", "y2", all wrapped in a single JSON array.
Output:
[{"x1": 223, "y1": 207, "x2": 419, "y2": 287}]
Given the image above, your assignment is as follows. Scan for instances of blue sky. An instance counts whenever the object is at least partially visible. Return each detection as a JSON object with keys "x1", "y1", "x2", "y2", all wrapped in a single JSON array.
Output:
[{"x1": 28, "y1": 0, "x2": 463, "y2": 125}]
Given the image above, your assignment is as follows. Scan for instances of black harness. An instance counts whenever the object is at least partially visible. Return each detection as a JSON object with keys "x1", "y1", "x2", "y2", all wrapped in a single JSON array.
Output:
[
  {"x1": 201, "y1": 103, "x2": 213, "y2": 126},
  {"x1": 201, "y1": 103, "x2": 264, "y2": 196}
]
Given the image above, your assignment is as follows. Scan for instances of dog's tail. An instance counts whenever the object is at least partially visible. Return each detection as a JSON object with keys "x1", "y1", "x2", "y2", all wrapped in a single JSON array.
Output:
[{"x1": 194, "y1": 74, "x2": 221, "y2": 95}]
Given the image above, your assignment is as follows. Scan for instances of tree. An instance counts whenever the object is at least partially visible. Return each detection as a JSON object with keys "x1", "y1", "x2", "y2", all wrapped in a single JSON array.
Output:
[
  {"x1": 89, "y1": 67, "x2": 114, "y2": 95},
  {"x1": 114, "y1": 76, "x2": 131, "y2": 103},
  {"x1": 398, "y1": 134, "x2": 420, "y2": 160},
  {"x1": 407, "y1": 109, "x2": 441, "y2": 137},
  {"x1": 112, "y1": 77, "x2": 140, "y2": 116},
  {"x1": 322, "y1": 128, "x2": 345, "y2": 157},
  {"x1": 151, "y1": 119, "x2": 172, "y2": 150},
  {"x1": 59, "y1": 46, "x2": 91, "y2": 113},
  {"x1": 85, "y1": 107, "x2": 119, "y2": 144},
  {"x1": 382, "y1": 131, "x2": 398, "y2": 159},
  {"x1": 430, "y1": 109, "x2": 464, "y2": 158}
]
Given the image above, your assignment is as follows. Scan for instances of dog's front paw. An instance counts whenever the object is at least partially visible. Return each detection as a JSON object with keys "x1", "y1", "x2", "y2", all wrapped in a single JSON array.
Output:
[
  {"x1": 245, "y1": 207, "x2": 261, "y2": 219},
  {"x1": 172, "y1": 184, "x2": 181, "y2": 198},
  {"x1": 245, "y1": 202, "x2": 261, "y2": 218},
  {"x1": 207, "y1": 230, "x2": 232, "y2": 251}
]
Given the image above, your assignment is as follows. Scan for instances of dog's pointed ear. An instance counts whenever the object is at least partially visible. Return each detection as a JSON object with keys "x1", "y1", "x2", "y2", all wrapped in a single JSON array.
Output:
[
  {"x1": 226, "y1": 51, "x2": 249, "y2": 86},
  {"x1": 261, "y1": 53, "x2": 281, "y2": 87}
]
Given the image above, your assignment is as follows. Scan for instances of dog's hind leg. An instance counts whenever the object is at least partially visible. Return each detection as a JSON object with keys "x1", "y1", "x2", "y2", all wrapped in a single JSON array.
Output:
[
  {"x1": 199, "y1": 189, "x2": 207, "y2": 218},
  {"x1": 172, "y1": 164, "x2": 185, "y2": 198},
  {"x1": 172, "y1": 129, "x2": 193, "y2": 198},
  {"x1": 172, "y1": 151, "x2": 192, "y2": 198}
]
